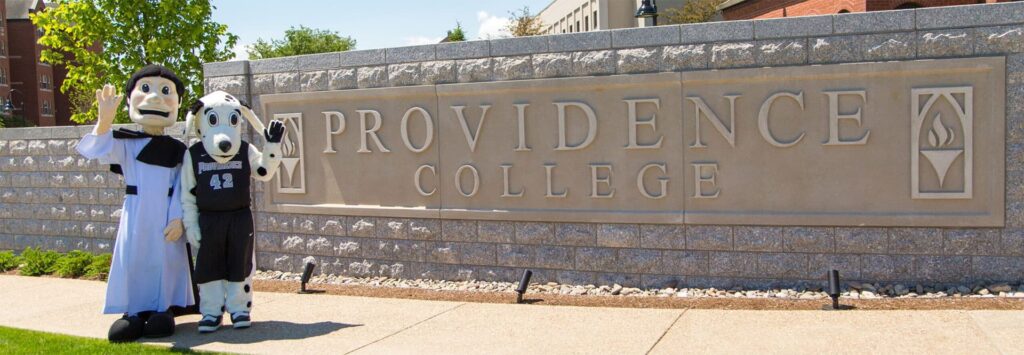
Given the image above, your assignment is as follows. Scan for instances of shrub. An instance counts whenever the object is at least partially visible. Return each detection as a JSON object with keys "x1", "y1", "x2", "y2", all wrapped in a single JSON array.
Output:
[
  {"x1": 18, "y1": 247, "x2": 61, "y2": 276},
  {"x1": 54, "y1": 250, "x2": 94, "y2": 278},
  {"x1": 0, "y1": 250, "x2": 21, "y2": 272},
  {"x1": 84, "y1": 253, "x2": 113, "y2": 281}
]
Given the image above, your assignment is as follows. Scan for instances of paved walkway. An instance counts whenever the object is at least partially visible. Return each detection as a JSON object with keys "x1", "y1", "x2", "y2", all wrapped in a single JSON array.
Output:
[{"x1": 1, "y1": 276, "x2": 1023, "y2": 354}]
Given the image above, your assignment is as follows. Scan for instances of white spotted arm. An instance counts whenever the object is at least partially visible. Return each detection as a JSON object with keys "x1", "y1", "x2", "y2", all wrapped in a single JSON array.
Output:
[
  {"x1": 249, "y1": 141, "x2": 282, "y2": 182},
  {"x1": 180, "y1": 153, "x2": 201, "y2": 247}
]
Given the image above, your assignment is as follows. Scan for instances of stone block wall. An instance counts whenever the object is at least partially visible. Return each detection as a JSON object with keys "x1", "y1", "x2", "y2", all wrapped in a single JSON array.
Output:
[
  {"x1": 0, "y1": 123, "x2": 186, "y2": 255},
  {"x1": 199, "y1": 3, "x2": 1024, "y2": 289},
  {"x1": 3, "y1": 3, "x2": 1023, "y2": 289}
]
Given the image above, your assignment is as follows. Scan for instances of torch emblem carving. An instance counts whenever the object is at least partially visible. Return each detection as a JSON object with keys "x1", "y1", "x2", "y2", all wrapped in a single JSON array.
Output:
[
  {"x1": 911, "y1": 87, "x2": 972, "y2": 199},
  {"x1": 274, "y1": 113, "x2": 306, "y2": 194}
]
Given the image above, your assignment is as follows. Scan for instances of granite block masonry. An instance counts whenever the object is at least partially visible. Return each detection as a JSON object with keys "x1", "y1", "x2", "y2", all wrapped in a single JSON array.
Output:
[{"x1": 5, "y1": 3, "x2": 1024, "y2": 289}]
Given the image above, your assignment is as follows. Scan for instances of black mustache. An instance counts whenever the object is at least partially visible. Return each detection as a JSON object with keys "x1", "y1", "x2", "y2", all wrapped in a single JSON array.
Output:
[{"x1": 138, "y1": 109, "x2": 169, "y2": 117}]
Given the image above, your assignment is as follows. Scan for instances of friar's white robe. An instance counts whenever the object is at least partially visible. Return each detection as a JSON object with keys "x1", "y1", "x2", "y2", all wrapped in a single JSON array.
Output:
[{"x1": 78, "y1": 131, "x2": 194, "y2": 315}]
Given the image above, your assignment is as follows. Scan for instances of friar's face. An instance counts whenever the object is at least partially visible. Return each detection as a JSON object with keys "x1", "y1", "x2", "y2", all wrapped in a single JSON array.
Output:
[{"x1": 128, "y1": 76, "x2": 179, "y2": 128}]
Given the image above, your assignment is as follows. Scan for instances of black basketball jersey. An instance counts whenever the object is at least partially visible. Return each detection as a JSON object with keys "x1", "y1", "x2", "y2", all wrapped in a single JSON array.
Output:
[{"x1": 189, "y1": 141, "x2": 252, "y2": 212}]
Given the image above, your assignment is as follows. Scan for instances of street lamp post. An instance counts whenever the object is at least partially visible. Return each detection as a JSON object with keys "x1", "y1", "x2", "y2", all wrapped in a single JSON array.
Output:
[
  {"x1": 636, "y1": 0, "x2": 659, "y2": 27},
  {"x1": 3, "y1": 88, "x2": 23, "y2": 115}
]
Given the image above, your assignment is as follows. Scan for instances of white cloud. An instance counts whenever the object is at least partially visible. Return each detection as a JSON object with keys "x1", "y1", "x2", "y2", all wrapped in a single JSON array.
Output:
[
  {"x1": 229, "y1": 43, "x2": 249, "y2": 61},
  {"x1": 404, "y1": 36, "x2": 445, "y2": 46},
  {"x1": 476, "y1": 11, "x2": 511, "y2": 40}
]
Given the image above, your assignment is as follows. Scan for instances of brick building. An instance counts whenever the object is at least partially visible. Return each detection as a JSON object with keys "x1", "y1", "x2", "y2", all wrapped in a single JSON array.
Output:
[
  {"x1": 720, "y1": 0, "x2": 1014, "y2": 20},
  {"x1": 3, "y1": 0, "x2": 73, "y2": 126},
  {"x1": 0, "y1": 0, "x2": 10, "y2": 116}
]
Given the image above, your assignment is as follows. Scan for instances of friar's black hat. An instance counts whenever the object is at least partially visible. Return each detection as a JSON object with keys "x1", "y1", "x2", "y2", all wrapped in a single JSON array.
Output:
[{"x1": 125, "y1": 64, "x2": 185, "y2": 98}]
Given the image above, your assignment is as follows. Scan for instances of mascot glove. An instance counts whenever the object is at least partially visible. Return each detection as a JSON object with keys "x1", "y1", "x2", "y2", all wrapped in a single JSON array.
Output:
[
  {"x1": 264, "y1": 120, "x2": 286, "y2": 143},
  {"x1": 185, "y1": 224, "x2": 201, "y2": 249}
]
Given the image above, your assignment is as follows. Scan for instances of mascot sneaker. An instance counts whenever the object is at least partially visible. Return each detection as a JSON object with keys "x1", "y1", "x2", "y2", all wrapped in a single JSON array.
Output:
[
  {"x1": 197, "y1": 314, "x2": 222, "y2": 333},
  {"x1": 231, "y1": 312, "x2": 251, "y2": 329},
  {"x1": 108, "y1": 314, "x2": 144, "y2": 342}
]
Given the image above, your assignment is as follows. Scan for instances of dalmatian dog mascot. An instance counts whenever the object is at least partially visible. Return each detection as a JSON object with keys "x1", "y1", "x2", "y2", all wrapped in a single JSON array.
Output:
[
  {"x1": 181, "y1": 91, "x2": 285, "y2": 333},
  {"x1": 77, "y1": 65, "x2": 194, "y2": 342}
]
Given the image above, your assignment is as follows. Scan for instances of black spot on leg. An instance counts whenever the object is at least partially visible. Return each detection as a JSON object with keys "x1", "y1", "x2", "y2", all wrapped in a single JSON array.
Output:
[
  {"x1": 244, "y1": 284, "x2": 250, "y2": 293},
  {"x1": 257, "y1": 167, "x2": 267, "y2": 176},
  {"x1": 247, "y1": 301, "x2": 252, "y2": 308},
  {"x1": 270, "y1": 154, "x2": 275, "y2": 158}
]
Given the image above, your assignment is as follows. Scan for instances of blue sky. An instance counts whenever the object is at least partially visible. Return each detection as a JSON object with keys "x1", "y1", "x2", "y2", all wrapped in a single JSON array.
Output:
[{"x1": 211, "y1": 0, "x2": 553, "y2": 60}]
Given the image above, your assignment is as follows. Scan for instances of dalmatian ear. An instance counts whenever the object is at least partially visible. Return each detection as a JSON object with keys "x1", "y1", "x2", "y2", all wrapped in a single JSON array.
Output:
[
  {"x1": 184, "y1": 99, "x2": 204, "y2": 144},
  {"x1": 239, "y1": 103, "x2": 267, "y2": 136}
]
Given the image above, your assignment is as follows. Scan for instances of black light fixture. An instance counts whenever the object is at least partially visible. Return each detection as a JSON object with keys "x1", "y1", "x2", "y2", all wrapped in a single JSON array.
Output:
[
  {"x1": 822, "y1": 269, "x2": 852, "y2": 310},
  {"x1": 635, "y1": 0, "x2": 659, "y2": 26},
  {"x1": 515, "y1": 269, "x2": 533, "y2": 304},
  {"x1": 298, "y1": 261, "x2": 323, "y2": 294},
  {"x1": 4, "y1": 88, "x2": 23, "y2": 115}
]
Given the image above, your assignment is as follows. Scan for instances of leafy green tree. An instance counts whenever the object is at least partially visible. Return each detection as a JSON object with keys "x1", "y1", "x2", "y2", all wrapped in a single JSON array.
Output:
[
  {"x1": 248, "y1": 26, "x2": 356, "y2": 59},
  {"x1": 31, "y1": 0, "x2": 238, "y2": 124},
  {"x1": 446, "y1": 22, "x2": 466, "y2": 42},
  {"x1": 664, "y1": 0, "x2": 725, "y2": 25}
]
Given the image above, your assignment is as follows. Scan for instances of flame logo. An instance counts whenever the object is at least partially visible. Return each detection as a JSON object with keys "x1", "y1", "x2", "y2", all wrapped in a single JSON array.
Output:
[
  {"x1": 927, "y1": 114, "x2": 956, "y2": 148},
  {"x1": 282, "y1": 128, "x2": 297, "y2": 158}
]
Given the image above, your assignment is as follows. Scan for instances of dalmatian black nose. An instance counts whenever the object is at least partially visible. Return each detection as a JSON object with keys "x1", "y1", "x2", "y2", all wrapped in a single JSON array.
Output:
[{"x1": 219, "y1": 140, "x2": 232, "y2": 153}]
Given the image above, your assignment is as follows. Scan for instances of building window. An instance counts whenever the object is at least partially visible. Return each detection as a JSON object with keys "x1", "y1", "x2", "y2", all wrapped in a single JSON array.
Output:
[
  {"x1": 585, "y1": 16, "x2": 589, "y2": 31},
  {"x1": 0, "y1": 42, "x2": 6, "y2": 56},
  {"x1": 0, "y1": 68, "x2": 7, "y2": 84},
  {"x1": 593, "y1": 11, "x2": 598, "y2": 28},
  {"x1": 42, "y1": 100, "x2": 51, "y2": 115},
  {"x1": 40, "y1": 75, "x2": 50, "y2": 89},
  {"x1": 576, "y1": 21, "x2": 581, "y2": 32}
]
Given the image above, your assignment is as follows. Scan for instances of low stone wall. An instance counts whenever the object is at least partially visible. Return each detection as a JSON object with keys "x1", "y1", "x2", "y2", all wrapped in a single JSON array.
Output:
[
  {"x1": 0, "y1": 124, "x2": 186, "y2": 255},
  {"x1": 3, "y1": 3, "x2": 1023, "y2": 289}
]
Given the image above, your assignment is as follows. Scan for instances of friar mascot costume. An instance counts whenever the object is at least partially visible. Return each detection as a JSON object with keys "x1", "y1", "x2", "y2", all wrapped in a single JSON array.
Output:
[
  {"x1": 77, "y1": 65, "x2": 195, "y2": 342},
  {"x1": 180, "y1": 91, "x2": 285, "y2": 333}
]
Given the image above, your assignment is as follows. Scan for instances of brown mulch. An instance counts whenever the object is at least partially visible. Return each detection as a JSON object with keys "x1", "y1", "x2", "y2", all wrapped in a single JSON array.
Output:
[{"x1": 253, "y1": 279, "x2": 1024, "y2": 311}]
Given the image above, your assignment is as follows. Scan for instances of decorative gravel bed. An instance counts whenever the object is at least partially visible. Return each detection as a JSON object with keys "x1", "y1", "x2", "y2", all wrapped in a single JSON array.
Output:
[{"x1": 253, "y1": 270, "x2": 1024, "y2": 301}]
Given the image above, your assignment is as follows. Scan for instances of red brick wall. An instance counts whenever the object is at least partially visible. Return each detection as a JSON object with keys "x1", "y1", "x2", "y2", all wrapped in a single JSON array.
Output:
[
  {"x1": 52, "y1": 58, "x2": 72, "y2": 126},
  {"x1": 8, "y1": 19, "x2": 42, "y2": 125},
  {"x1": 5, "y1": 0, "x2": 75, "y2": 126},
  {"x1": 723, "y1": 0, "x2": 1008, "y2": 20},
  {"x1": 0, "y1": 0, "x2": 10, "y2": 114}
]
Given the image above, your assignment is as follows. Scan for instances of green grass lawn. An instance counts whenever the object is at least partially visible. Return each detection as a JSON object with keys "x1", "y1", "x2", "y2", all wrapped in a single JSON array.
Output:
[{"x1": 0, "y1": 326, "x2": 224, "y2": 354}]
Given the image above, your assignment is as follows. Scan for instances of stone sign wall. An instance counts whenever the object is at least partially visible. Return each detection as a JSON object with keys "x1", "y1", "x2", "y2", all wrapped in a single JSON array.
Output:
[
  {"x1": 4, "y1": 3, "x2": 1024, "y2": 288},
  {"x1": 258, "y1": 58, "x2": 1005, "y2": 227}
]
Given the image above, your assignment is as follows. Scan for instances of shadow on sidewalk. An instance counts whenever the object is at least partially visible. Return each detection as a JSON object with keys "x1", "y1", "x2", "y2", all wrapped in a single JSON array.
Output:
[{"x1": 143, "y1": 320, "x2": 361, "y2": 349}]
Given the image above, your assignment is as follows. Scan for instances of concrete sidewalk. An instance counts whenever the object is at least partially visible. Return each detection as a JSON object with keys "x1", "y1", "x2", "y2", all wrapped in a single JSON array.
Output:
[{"x1": 1, "y1": 276, "x2": 1022, "y2": 355}]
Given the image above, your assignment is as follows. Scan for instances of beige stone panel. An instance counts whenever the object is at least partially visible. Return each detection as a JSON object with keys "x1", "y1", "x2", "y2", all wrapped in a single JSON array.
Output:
[
  {"x1": 651, "y1": 310, "x2": 1001, "y2": 354},
  {"x1": 435, "y1": 73, "x2": 686, "y2": 223},
  {"x1": 682, "y1": 57, "x2": 1005, "y2": 227},
  {"x1": 260, "y1": 86, "x2": 441, "y2": 218}
]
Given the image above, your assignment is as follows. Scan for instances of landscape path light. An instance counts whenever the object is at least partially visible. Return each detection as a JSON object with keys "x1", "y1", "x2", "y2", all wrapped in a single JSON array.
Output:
[
  {"x1": 515, "y1": 269, "x2": 533, "y2": 304},
  {"x1": 822, "y1": 269, "x2": 853, "y2": 310},
  {"x1": 299, "y1": 261, "x2": 324, "y2": 294}
]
